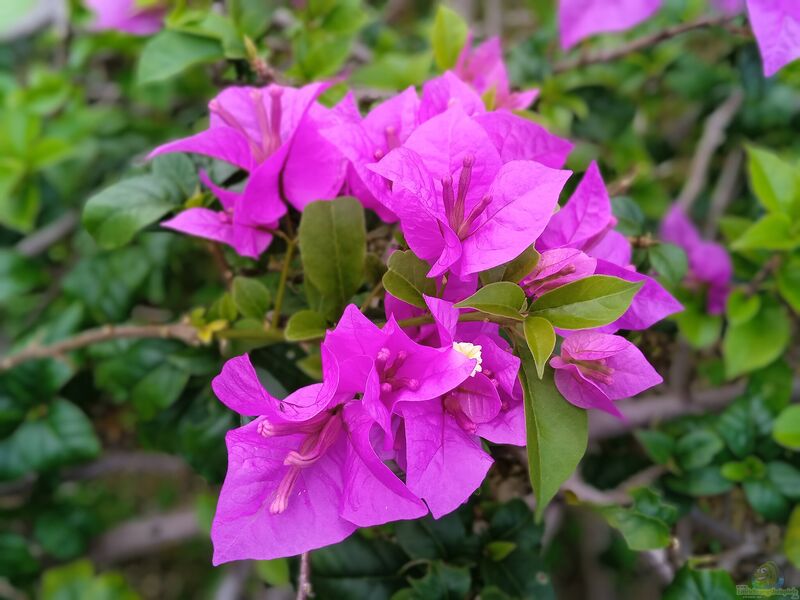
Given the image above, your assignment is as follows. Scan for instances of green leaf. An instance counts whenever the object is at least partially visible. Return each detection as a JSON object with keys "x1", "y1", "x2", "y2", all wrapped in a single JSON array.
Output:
[
  {"x1": 395, "y1": 511, "x2": 474, "y2": 562},
  {"x1": 351, "y1": 52, "x2": 433, "y2": 89},
  {"x1": 649, "y1": 243, "x2": 688, "y2": 287},
  {"x1": 746, "y1": 145, "x2": 800, "y2": 217},
  {"x1": 674, "y1": 301, "x2": 722, "y2": 349},
  {"x1": 773, "y1": 405, "x2": 800, "y2": 450},
  {"x1": 612, "y1": 196, "x2": 645, "y2": 236},
  {"x1": 299, "y1": 198, "x2": 366, "y2": 320},
  {"x1": 528, "y1": 275, "x2": 642, "y2": 330},
  {"x1": 254, "y1": 559, "x2": 290, "y2": 586},
  {"x1": 0, "y1": 400, "x2": 100, "y2": 480},
  {"x1": 732, "y1": 213, "x2": 798, "y2": 251},
  {"x1": 455, "y1": 282, "x2": 526, "y2": 320},
  {"x1": 630, "y1": 488, "x2": 678, "y2": 525},
  {"x1": 232, "y1": 276, "x2": 271, "y2": 320},
  {"x1": 785, "y1": 506, "x2": 800, "y2": 569},
  {"x1": 662, "y1": 566, "x2": 736, "y2": 600},
  {"x1": 675, "y1": 429, "x2": 724, "y2": 470},
  {"x1": 635, "y1": 430, "x2": 675, "y2": 465},
  {"x1": 0, "y1": 532, "x2": 39, "y2": 580},
  {"x1": 723, "y1": 299, "x2": 790, "y2": 378},
  {"x1": 743, "y1": 479, "x2": 790, "y2": 521},
  {"x1": 725, "y1": 290, "x2": 760, "y2": 326},
  {"x1": 767, "y1": 462, "x2": 800, "y2": 499},
  {"x1": 408, "y1": 561, "x2": 471, "y2": 600},
  {"x1": 522, "y1": 316, "x2": 555, "y2": 379},
  {"x1": 131, "y1": 362, "x2": 191, "y2": 420},
  {"x1": 82, "y1": 175, "x2": 183, "y2": 250},
  {"x1": 285, "y1": 310, "x2": 328, "y2": 342},
  {"x1": 777, "y1": 254, "x2": 800, "y2": 313},
  {"x1": 481, "y1": 246, "x2": 540, "y2": 285},
  {"x1": 597, "y1": 505, "x2": 671, "y2": 551},
  {"x1": 431, "y1": 5, "x2": 468, "y2": 71},
  {"x1": 519, "y1": 353, "x2": 587, "y2": 521},
  {"x1": 0, "y1": 249, "x2": 46, "y2": 305},
  {"x1": 382, "y1": 250, "x2": 435, "y2": 309},
  {"x1": 34, "y1": 509, "x2": 90, "y2": 560},
  {"x1": 485, "y1": 541, "x2": 517, "y2": 562},
  {"x1": 311, "y1": 535, "x2": 408, "y2": 599},
  {"x1": 721, "y1": 456, "x2": 764, "y2": 482},
  {"x1": 137, "y1": 31, "x2": 223, "y2": 85},
  {"x1": 665, "y1": 466, "x2": 734, "y2": 497},
  {"x1": 41, "y1": 560, "x2": 139, "y2": 600}
]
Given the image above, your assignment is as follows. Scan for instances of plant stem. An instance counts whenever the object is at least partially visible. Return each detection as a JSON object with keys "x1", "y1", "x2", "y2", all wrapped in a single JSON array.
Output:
[
  {"x1": 296, "y1": 551, "x2": 311, "y2": 600},
  {"x1": 272, "y1": 238, "x2": 297, "y2": 329},
  {"x1": 359, "y1": 281, "x2": 384, "y2": 313},
  {"x1": 215, "y1": 328, "x2": 285, "y2": 342}
]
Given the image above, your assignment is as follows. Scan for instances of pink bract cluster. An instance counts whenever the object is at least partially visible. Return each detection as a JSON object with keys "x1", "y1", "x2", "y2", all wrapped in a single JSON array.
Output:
[
  {"x1": 149, "y1": 38, "x2": 713, "y2": 563},
  {"x1": 85, "y1": 0, "x2": 164, "y2": 35}
]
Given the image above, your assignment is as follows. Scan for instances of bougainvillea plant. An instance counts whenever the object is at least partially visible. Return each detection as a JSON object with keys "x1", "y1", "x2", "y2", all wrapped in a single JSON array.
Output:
[{"x1": 3, "y1": 0, "x2": 800, "y2": 597}]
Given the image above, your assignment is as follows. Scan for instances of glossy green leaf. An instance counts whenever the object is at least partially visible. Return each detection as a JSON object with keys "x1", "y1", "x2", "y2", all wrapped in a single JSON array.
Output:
[
  {"x1": 649, "y1": 243, "x2": 688, "y2": 287},
  {"x1": 743, "y1": 479, "x2": 790, "y2": 521},
  {"x1": 408, "y1": 561, "x2": 471, "y2": 599},
  {"x1": 725, "y1": 290, "x2": 760, "y2": 326},
  {"x1": 82, "y1": 175, "x2": 184, "y2": 250},
  {"x1": 665, "y1": 466, "x2": 733, "y2": 497},
  {"x1": 675, "y1": 429, "x2": 724, "y2": 470},
  {"x1": 431, "y1": 5, "x2": 468, "y2": 71},
  {"x1": 597, "y1": 505, "x2": 671, "y2": 551},
  {"x1": 674, "y1": 302, "x2": 723, "y2": 349},
  {"x1": 522, "y1": 316, "x2": 555, "y2": 379},
  {"x1": 723, "y1": 299, "x2": 790, "y2": 378},
  {"x1": 519, "y1": 352, "x2": 587, "y2": 521},
  {"x1": 382, "y1": 250, "x2": 435, "y2": 309},
  {"x1": 528, "y1": 275, "x2": 642, "y2": 330},
  {"x1": 285, "y1": 310, "x2": 328, "y2": 342},
  {"x1": 767, "y1": 462, "x2": 800, "y2": 499},
  {"x1": 299, "y1": 197, "x2": 366, "y2": 320},
  {"x1": 732, "y1": 213, "x2": 798, "y2": 251},
  {"x1": 455, "y1": 282, "x2": 526, "y2": 320},
  {"x1": 746, "y1": 145, "x2": 800, "y2": 217},
  {"x1": 232, "y1": 276, "x2": 271, "y2": 321},
  {"x1": 777, "y1": 254, "x2": 800, "y2": 313},
  {"x1": 785, "y1": 506, "x2": 800, "y2": 569},
  {"x1": 635, "y1": 430, "x2": 675, "y2": 465},
  {"x1": 662, "y1": 566, "x2": 736, "y2": 600},
  {"x1": 774, "y1": 405, "x2": 800, "y2": 450},
  {"x1": 137, "y1": 31, "x2": 223, "y2": 85}
]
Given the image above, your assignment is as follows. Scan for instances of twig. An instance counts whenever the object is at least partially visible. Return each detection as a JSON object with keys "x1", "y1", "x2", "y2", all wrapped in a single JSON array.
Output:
[
  {"x1": 589, "y1": 383, "x2": 744, "y2": 441},
  {"x1": 90, "y1": 507, "x2": 201, "y2": 565},
  {"x1": 296, "y1": 551, "x2": 312, "y2": 600},
  {"x1": 0, "y1": 323, "x2": 199, "y2": 372},
  {"x1": 272, "y1": 238, "x2": 297, "y2": 329},
  {"x1": 359, "y1": 281, "x2": 384, "y2": 313},
  {"x1": 676, "y1": 89, "x2": 744, "y2": 211},
  {"x1": 207, "y1": 242, "x2": 233, "y2": 285},
  {"x1": 744, "y1": 254, "x2": 781, "y2": 296},
  {"x1": 0, "y1": 451, "x2": 189, "y2": 497},
  {"x1": 15, "y1": 211, "x2": 78, "y2": 257},
  {"x1": 553, "y1": 15, "x2": 737, "y2": 74},
  {"x1": 704, "y1": 149, "x2": 743, "y2": 237}
]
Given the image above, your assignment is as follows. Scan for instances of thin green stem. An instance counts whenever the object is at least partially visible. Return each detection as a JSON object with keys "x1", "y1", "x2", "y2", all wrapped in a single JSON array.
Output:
[
  {"x1": 271, "y1": 238, "x2": 297, "y2": 329},
  {"x1": 359, "y1": 281, "x2": 384, "y2": 313}
]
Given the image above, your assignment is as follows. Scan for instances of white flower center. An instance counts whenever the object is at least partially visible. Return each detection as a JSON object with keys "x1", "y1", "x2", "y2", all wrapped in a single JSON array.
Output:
[{"x1": 453, "y1": 342, "x2": 483, "y2": 377}]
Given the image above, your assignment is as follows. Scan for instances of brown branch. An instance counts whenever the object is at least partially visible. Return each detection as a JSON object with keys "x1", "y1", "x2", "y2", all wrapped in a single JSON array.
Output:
[
  {"x1": 296, "y1": 551, "x2": 312, "y2": 600},
  {"x1": 15, "y1": 211, "x2": 78, "y2": 257},
  {"x1": 90, "y1": 507, "x2": 201, "y2": 565},
  {"x1": 676, "y1": 89, "x2": 744, "y2": 211},
  {"x1": 589, "y1": 383, "x2": 744, "y2": 441},
  {"x1": 704, "y1": 149, "x2": 743, "y2": 237},
  {"x1": 554, "y1": 15, "x2": 737, "y2": 74},
  {"x1": 0, "y1": 323, "x2": 199, "y2": 372}
]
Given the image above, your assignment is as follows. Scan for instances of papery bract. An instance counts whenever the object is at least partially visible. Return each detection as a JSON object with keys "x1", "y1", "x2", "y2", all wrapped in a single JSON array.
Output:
[
  {"x1": 152, "y1": 83, "x2": 346, "y2": 256},
  {"x1": 539, "y1": 162, "x2": 682, "y2": 330},
  {"x1": 322, "y1": 305, "x2": 478, "y2": 440},
  {"x1": 454, "y1": 35, "x2": 539, "y2": 111},
  {"x1": 550, "y1": 331, "x2": 662, "y2": 418},
  {"x1": 746, "y1": 0, "x2": 800, "y2": 76},
  {"x1": 210, "y1": 352, "x2": 426, "y2": 564},
  {"x1": 160, "y1": 170, "x2": 275, "y2": 259},
  {"x1": 371, "y1": 107, "x2": 571, "y2": 277},
  {"x1": 660, "y1": 204, "x2": 732, "y2": 314},
  {"x1": 558, "y1": 0, "x2": 662, "y2": 49},
  {"x1": 85, "y1": 0, "x2": 164, "y2": 35},
  {"x1": 520, "y1": 248, "x2": 596, "y2": 298},
  {"x1": 321, "y1": 87, "x2": 420, "y2": 221}
]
